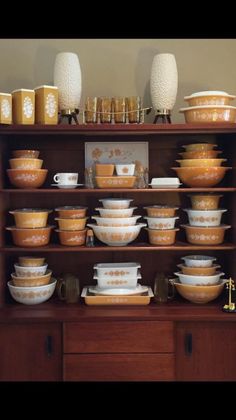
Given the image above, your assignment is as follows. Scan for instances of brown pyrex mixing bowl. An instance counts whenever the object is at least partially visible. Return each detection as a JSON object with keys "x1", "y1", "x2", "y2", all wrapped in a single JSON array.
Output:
[
  {"x1": 181, "y1": 224, "x2": 231, "y2": 245},
  {"x1": 182, "y1": 143, "x2": 217, "y2": 152},
  {"x1": 6, "y1": 226, "x2": 54, "y2": 247},
  {"x1": 176, "y1": 158, "x2": 227, "y2": 167},
  {"x1": 9, "y1": 209, "x2": 52, "y2": 228},
  {"x1": 177, "y1": 264, "x2": 221, "y2": 276},
  {"x1": 179, "y1": 150, "x2": 222, "y2": 159},
  {"x1": 9, "y1": 158, "x2": 43, "y2": 170},
  {"x1": 18, "y1": 256, "x2": 46, "y2": 267},
  {"x1": 56, "y1": 229, "x2": 87, "y2": 246},
  {"x1": 12, "y1": 150, "x2": 40, "y2": 158},
  {"x1": 55, "y1": 206, "x2": 87, "y2": 219},
  {"x1": 55, "y1": 217, "x2": 88, "y2": 231},
  {"x1": 144, "y1": 206, "x2": 179, "y2": 218},
  {"x1": 11, "y1": 270, "x2": 52, "y2": 287},
  {"x1": 7, "y1": 169, "x2": 48, "y2": 188},
  {"x1": 172, "y1": 167, "x2": 231, "y2": 187},
  {"x1": 180, "y1": 105, "x2": 236, "y2": 123},
  {"x1": 173, "y1": 280, "x2": 225, "y2": 304},
  {"x1": 146, "y1": 228, "x2": 179, "y2": 245},
  {"x1": 188, "y1": 194, "x2": 223, "y2": 210}
]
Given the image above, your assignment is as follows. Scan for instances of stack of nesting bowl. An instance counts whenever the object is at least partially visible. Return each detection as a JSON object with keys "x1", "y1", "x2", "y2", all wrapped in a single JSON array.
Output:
[
  {"x1": 181, "y1": 192, "x2": 231, "y2": 245},
  {"x1": 172, "y1": 142, "x2": 232, "y2": 187},
  {"x1": 87, "y1": 198, "x2": 146, "y2": 246},
  {"x1": 6, "y1": 208, "x2": 54, "y2": 247},
  {"x1": 143, "y1": 205, "x2": 179, "y2": 245},
  {"x1": 7, "y1": 149, "x2": 48, "y2": 188},
  {"x1": 179, "y1": 90, "x2": 236, "y2": 123},
  {"x1": 172, "y1": 254, "x2": 226, "y2": 304},
  {"x1": 55, "y1": 206, "x2": 88, "y2": 246},
  {"x1": 8, "y1": 256, "x2": 57, "y2": 305}
]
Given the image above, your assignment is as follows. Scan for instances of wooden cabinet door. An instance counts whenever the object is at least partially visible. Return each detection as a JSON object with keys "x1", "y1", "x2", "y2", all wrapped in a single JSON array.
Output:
[
  {"x1": 0, "y1": 323, "x2": 62, "y2": 381},
  {"x1": 176, "y1": 322, "x2": 236, "y2": 381}
]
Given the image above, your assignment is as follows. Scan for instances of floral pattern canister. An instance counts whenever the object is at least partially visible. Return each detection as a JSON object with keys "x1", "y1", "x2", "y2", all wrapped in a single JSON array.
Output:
[
  {"x1": 35, "y1": 85, "x2": 58, "y2": 124},
  {"x1": 12, "y1": 89, "x2": 35, "y2": 124},
  {"x1": 0, "y1": 93, "x2": 12, "y2": 124}
]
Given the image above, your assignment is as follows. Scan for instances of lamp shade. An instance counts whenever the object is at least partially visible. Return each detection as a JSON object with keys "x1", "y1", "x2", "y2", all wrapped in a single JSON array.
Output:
[
  {"x1": 150, "y1": 53, "x2": 178, "y2": 111},
  {"x1": 53, "y1": 52, "x2": 82, "y2": 111}
]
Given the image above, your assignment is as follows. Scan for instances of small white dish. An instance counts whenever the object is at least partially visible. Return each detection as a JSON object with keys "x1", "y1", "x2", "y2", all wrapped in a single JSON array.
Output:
[
  {"x1": 51, "y1": 184, "x2": 84, "y2": 189},
  {"x1": 115, "y1": 163, "x2": 136, "y2": 176},
  {"x1": 88, "y1": 284, "x2": 148, "y2": 296},
  {"x1": 149, "y1": 177, "x2": 181, "y2": 189},
  {"x1": 149, "y1": 184, "x2": 182, "y2": 189}
]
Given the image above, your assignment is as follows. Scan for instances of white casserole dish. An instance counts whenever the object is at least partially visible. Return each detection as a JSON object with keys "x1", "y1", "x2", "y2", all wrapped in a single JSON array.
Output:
[
  {"x1": 93, "y1": 271, "x2": 141, "y2": 288},
  {"x1": 149, "y1": 177, "x2": 181, "y2": 189},
  {"x1": 94, "y1": 262, "x2": 141, "y2": 278},
  {"x1": 144, "y1": 216, "x2": 179, "y2": 230},
  {"x1": 183, "y1": 208, "x2": 227, "y2": 227}
]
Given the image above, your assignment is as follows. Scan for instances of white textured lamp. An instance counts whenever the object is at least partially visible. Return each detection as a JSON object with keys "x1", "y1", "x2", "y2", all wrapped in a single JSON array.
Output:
[
  {"x1": 53, "y1": 52, "x2": 82, "y2": 124},
  {"x1": 150, "y1": 53, "x2": 178, "y2": 123}
]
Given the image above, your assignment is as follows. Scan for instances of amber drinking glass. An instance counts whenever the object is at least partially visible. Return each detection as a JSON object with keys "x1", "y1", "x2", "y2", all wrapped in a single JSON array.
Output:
[
  {"x1": 113, "y1": 96, "x2": 126, "y2": 123},
  {"x1": 85, "y1": 97, "x2": 97, "y2": 123},
  {"x1": 99, "y1": 97, "x2": 112, "y2": 123},
  {"x1": 126, "y1": 96, "x2": 141, "y2": 123}
]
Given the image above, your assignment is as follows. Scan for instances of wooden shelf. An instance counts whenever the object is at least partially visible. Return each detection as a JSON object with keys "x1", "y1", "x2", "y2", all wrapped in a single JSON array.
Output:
[
  {"x1": 2, "y1": 242, "x2": 236, "y2": 252},
  {"x1": 1, "y1": 123, "x2": 236, "y2": 135},
  {"x1": 0, "y1": 299, "x2": 234, "y2": 323},
  {"x1": 1, "y1": 187, "x2": 236, "y2": 193}
]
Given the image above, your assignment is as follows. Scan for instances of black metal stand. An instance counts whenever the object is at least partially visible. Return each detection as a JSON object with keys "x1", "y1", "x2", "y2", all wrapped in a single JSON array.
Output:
[
  {"x1": 58, "y1": 109, "x2": 80, "y2": 124},
  {"x1": 153, "y1": 114, "x2": 171, "y2": 124}
]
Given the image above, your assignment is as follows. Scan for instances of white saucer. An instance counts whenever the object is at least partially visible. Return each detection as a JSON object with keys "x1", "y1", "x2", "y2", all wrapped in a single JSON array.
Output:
[
  {"x1": 51, "y1": 184, "x2": 84, "y2": 189},
  {"x1": 88, "y1": 284, "x2": 148, "y2": 296}
]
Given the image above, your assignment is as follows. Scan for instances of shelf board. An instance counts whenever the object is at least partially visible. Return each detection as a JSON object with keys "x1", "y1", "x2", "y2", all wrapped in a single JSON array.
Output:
[
  {"x1": 1, "y1": 187, "x2": 236, "y2": 193},
  {"x1": 0, "y1": 300, "x2": 234, "y2": 322},
  {"x1": 1, "y1": 242, "x2": 236, "y2": 252},
  {"x1": 0, "y1": 123, "x2": 236, "y2": 136}
]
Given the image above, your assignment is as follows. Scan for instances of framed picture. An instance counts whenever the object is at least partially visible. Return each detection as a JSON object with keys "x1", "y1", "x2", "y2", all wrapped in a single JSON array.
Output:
[{"x1": 85, "y1": 141, "x2": 149, "y2": 171}]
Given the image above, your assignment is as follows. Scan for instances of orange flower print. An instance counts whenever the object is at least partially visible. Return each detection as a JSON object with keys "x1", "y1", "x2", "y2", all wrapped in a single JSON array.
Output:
[{"x1": 92, "y1": 148, "x2": 102, "y2": 160}]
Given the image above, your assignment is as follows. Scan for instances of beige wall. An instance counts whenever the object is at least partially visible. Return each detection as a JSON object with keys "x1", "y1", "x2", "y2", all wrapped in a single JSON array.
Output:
[{"x1": 0, "y1": 38, "x2": 236, "y2": 123}]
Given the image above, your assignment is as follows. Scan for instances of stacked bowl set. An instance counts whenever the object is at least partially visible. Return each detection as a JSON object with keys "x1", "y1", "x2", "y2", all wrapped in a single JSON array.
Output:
[{"x1": 8, "y1": 256, "x2": 56, "y2": 305}]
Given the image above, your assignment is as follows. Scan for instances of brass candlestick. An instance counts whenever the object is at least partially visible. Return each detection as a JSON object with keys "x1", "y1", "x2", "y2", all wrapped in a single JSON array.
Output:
[{"x1": 223, "y1": 277, "x2": 236, "y2": 313}]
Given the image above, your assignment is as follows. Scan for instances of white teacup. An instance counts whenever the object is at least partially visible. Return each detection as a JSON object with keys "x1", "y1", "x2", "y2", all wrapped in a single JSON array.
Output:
[{"x1": 53, "y1": 173, "x2": 78, "y2": 185}]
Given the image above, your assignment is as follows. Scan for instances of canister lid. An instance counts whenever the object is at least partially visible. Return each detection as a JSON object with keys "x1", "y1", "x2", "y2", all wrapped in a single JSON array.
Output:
[
  {"x1": 34, "y1": 85, "x2": 58, "y2": 90},
  {"x1": 11, "y1": 89, "x2": 35, "y2": 93}
]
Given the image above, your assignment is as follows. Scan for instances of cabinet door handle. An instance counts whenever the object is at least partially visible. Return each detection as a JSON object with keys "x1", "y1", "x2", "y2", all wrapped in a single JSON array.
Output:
[
  {"x1": 45, "y1": 335, "x2": 53, "y2": 357},
  {"x1": 184, "y1": 333, "x2": 192, "y2": 356}
]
